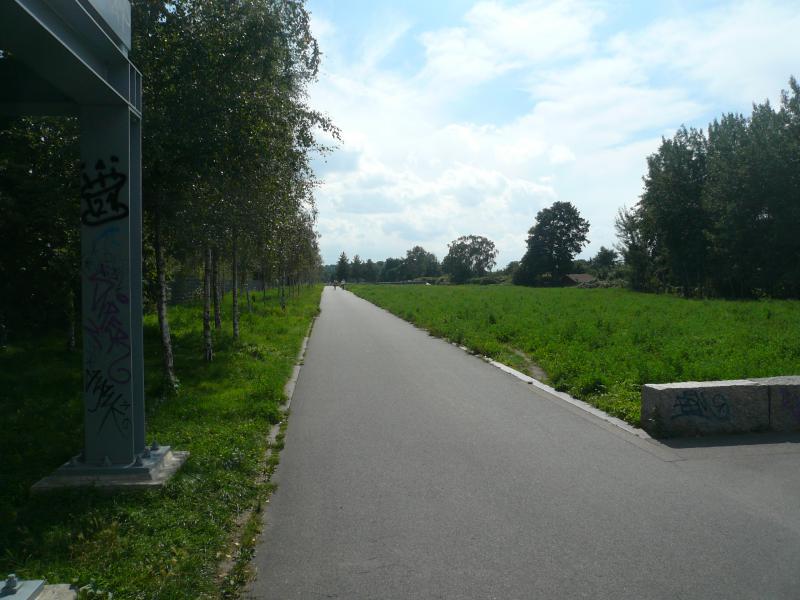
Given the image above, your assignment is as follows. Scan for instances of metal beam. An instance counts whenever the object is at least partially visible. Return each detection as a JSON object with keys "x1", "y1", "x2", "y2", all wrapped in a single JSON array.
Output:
[{"x1": 0, "y1": 1, "x2": 139, "y2": 111}]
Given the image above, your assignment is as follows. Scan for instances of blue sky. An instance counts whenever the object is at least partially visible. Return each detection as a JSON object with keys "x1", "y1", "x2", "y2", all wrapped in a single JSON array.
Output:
[{"x1": 306, "y1": 0, "x2": 799, "y2": 267}]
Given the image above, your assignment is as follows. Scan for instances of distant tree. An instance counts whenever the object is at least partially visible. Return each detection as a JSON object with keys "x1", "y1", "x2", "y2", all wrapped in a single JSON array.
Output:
[
  {"x1": 614, "y1": 206, "x2": 655, "y2": 291},
  {"x1": 350, "y1": 254, "x2": 363, "y2": 282},
  {"x1": 514, "y1": 201, "x2": 589, "y2": 286},
  {"x1": 363, "y1": 259, "x2": 378, "y2": 283},
  {"x1": 380, "y1": 257, "x2": 404, "y2": 282},
  {"x1": 321, "y1": 264, "x2": 336, "y2": 282},
  {"x1": 335, "y1": 252, "x2": 349, "y2": 281},
  {"x1": 442, "y1": 235, "x2": 498, "y2": 283},
  {"x1": 404, "y1": 246, "x2": 440, "y2": 279},
  {"x1": 590, "y1": 246, "x2": 618, "y2": 279},
  {"x1": 496, "y1": 261, "x2": 519, "y2": 279},
  {"x1": 571, "y1": 259, "x2": 590, "y2": 274}
]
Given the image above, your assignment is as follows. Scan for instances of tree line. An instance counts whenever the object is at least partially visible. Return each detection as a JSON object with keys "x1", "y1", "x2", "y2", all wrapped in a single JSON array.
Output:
[
  {"x1": 0, "y1": 0, "x2": 336, "y2": 386},
  {"x1": 331, "y1": 235, "x2": 499, "y2": 285},
  {"x1": 616, "y1": 77, "x2": 800, "y2": 298},
  {"x1": 331, "y1": 210, "x2": 615, "y2": 286}
]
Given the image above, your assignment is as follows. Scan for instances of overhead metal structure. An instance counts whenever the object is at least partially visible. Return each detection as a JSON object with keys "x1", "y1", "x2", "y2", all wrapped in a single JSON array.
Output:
[{"x1": 1, "y1": 0, "x2": 185, "y2": 491}]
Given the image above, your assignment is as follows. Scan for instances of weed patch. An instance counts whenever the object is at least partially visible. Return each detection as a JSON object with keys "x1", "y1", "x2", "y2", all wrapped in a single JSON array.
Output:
[{"x1": 350, "y1": 285, "x2": 800, "y2": 426}]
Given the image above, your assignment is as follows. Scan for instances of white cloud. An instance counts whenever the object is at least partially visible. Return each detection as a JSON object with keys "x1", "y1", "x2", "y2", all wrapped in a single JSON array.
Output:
[
  {"x1": 608, "y1": 1, "x2": 800, "y2": 106},
  {"x1": 309, "y1": 0, "x2": 798, "y2": 265},
  {"x1": 464, "y1": 0, "x2": 602, "y2": 63},
  {"x1": 417, "y1": 0, "x2": 603, "y2": 92}
]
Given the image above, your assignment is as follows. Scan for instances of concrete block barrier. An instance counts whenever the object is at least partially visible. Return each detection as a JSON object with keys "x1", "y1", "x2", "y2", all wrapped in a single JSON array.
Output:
[
  {"x1": 751, "y1": 376, "x2": 800, "y2": 432},
  {"x1": 642, "y1": 380, "x2": 769, "y2": 436},
  {"x1": 642, "y1": 376, "x2": 800, "y2": 436}
]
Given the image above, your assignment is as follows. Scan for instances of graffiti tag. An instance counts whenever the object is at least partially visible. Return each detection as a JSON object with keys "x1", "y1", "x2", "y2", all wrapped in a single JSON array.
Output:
[
  {"x1": 80, "y1": 156, "x2": 128, "y2": 227},
  {"x1": 86, "y1": 369, "x2": 131, "y2": 436},
  {"x1": 84, "y1": 261, "x2": 131, "y2": 384},
  {"x1": 672, "y1": 390, "x2": 731, "y2": 422}
]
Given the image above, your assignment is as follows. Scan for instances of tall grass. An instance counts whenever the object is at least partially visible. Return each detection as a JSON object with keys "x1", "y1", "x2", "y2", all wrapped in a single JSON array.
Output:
[
  {"x1": 0, "y1": 285, "x2": 321, "y2": 599},
  {"x1": 351, "y1": 285, "x2": 800, "y2": 425}
]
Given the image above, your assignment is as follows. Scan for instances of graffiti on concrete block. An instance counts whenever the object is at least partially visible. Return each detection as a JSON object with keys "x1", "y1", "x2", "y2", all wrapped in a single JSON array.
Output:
[
  {"x1": 81, "y1": 156, "x2": 128, "y2": 226},
  {"x1": 671, "y1": 389, "x2": 731, "y2": 422},
  {"x1": 85, "y1": 368, "x2": 131, "y2": 436}
]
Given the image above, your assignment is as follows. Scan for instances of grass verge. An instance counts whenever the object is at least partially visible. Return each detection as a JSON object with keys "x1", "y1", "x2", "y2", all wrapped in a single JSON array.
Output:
[
  {"x1": 350, "y1": 284, "x2": 800, "y2": 425},
  {"x1": 0, "y1": 285, "x2": 321, "y2": 599}
]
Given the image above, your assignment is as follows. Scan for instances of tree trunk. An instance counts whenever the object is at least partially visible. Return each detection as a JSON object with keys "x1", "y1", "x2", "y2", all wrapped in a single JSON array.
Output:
[
  {"x1": 245, "y1": 281, "x2": 252, "y2": 313},
  {"x1": 261, "y1": 258, "x2": 267, "y2": 300},
  {"x1": 203, "y1": 245, "x2": 214, "y2": 362},
  {"x1": 212, "y1": 249, "x2": 222, "y2": 331},
  {"x1": 232, "y1": 231, "x2": 240, "y2": 341},
  {"x1": 155, "y1": 215, "x2": 178, "y2": 386},
  {"x1": 280, "y1": 266, "x2": 287, "y2": 310}
]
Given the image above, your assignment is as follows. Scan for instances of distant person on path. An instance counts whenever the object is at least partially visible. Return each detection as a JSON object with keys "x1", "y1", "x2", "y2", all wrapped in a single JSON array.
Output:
[{"x1": 333, "y1": 280, "x2": 338, "y2": 290}]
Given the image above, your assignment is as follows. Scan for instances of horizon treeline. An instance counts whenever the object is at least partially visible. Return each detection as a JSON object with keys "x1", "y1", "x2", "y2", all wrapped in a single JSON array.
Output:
[
  {"x1": 617, "y1": 76, "x2": 800, "y2": 298},
  {"x1": 329, "y1": 247, "x2": 442, "y2": 284},
  {"x1": 330, "y1": 235, "x2": 500, "y2": 285},
  {"x1": 0, "y1": 0, "x2": 336, "y2": 386}
]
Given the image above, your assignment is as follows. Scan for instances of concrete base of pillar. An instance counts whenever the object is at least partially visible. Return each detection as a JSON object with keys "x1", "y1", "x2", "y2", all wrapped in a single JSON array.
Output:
[
  {"x1": 0, "y1": 578, "x2": 44, "y2": 599},
  {"x1": 31, "y1": 446, "x2": 188, "y2": 493}
]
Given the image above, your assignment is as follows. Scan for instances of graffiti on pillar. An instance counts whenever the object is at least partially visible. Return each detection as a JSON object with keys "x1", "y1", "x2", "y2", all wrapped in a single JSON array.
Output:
[
  {"x1": 671, "y1": 390, "x2": 731, "y2": 422},
  {"x1": 85, "y1": 368, "x2": 131, "y2": 435},
  {"x1": 83, "y1": 226, "x2": 132, "y2": 437},
  {"x1": 80, "y1": 156, "x2": 128, "y2": 226},
  {"x1": 84, "y1": 258, "x2": 132, "y2": 384}
]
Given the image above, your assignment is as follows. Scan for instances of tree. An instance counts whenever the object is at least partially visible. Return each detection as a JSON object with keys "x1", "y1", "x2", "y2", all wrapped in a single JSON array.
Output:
[
  {"x1": 380, "y1": 257, "x2": 404, "y2": 282},
  {"x1": 616, "y1": 77, "x2": 800, "y2": 298},
  {"x1": 404, "y1": 246, "x2": 440, "y2": 279},
  {"x1": 590, "y1": 246, "x2": 618, "y2": 280},
  {"x1": 350, "y1": 255, "x2": 363, "y2": 282},
  {"x1": 498, "y1": 261, "x2": 520, "y2": 279},
  {"x1": 442, "y1": 235, "x2": 497, "y2": 283},
  {"x1": 335, "y1": 252, "x2": 349, "y2": 281},
  {"x1": 639, "y1": 126, "x2": 708, "y2": 294},
  {"x1": 131, "y1": 0, "x2": 337, "y2": 365},
  {"x1": 514, "y1": 202, "x2": 589, "y2": 286},
  {"x1": 363, "y1": 259, "x2": 377, "y2": 283},
  {"x1": 0, "y1": 117, "x2": 81, "y2": 346},
  {"x1": 615, "y1": 206, "x2": 657, "y2": 291}
]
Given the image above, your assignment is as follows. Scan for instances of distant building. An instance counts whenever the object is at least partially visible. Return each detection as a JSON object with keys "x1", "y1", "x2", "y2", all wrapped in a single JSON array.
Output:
[{"x1": 561, "y1": 273, "x2": 597, "y2": 286}]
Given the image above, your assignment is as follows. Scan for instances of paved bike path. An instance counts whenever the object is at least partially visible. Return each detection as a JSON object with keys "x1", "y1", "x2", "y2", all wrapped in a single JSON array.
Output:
[{"x1": 248, "y1": 287, "x2": 800, "y2": 599}]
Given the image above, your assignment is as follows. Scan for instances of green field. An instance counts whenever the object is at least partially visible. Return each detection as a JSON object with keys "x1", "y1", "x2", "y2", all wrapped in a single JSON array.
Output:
[
  {"x1": 350, "y1": 284, "x2": 800, "y2": 425},
  {"x1": 0, "y1": 285, "x2": 321, "y2": 599}
]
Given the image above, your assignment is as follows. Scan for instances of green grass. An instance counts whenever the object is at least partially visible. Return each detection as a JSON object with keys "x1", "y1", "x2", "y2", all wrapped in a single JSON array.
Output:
[
  {"x1": 0, "y1": 285, "x2": 321, "y2": 599},
  {"x1": 350, "y1": 284, "x2": 800, "y2": 425}
]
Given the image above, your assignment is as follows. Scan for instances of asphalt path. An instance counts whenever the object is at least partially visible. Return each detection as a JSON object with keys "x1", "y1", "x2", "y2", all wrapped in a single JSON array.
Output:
[{"x1": 248, "y1": 287, "x2": 800, "y2": 599}]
